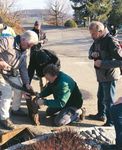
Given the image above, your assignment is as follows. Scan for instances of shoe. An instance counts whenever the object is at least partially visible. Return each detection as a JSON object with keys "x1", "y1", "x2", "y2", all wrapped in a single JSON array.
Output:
[
  {"x1": 0, "y1": 118, "x2": 16, "y2": 130},
  {"x1": 80, "y1": 107, "x2": 86, "y2": 120},
  {"x1": 101, "y1": 144, "x2": 117, "y2": 150},
  {"x1": 11, "y1": 108, "x2": 27, "y2": 117},
  {"x1": 88, "y1": 114, "x2": 106, "y2": 122},
  {"x1": 103, "y1": 122, "x2": 113, "y2": 127}
]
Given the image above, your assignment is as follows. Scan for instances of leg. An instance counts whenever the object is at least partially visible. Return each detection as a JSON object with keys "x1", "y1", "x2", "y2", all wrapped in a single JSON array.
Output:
[
  {"x1": 89, "y1": 82, "x2": 106, "y2": 121},
  {"x1": 39, "y1": 77, "x2": 43, "y2": 92},
  {"x1": 0, "y1": 75, "x2": 15, "y2": 129},
  {"x1": 111, "y1": 104, "x2": 122, "y2": 148},
  {"x1": 10, "y1": 76, "x2": 22, "y2": 111},
  {"x1": 103, "y1": 81, "x2": 116, "y2": 125},
  {"x1": 54, "y1": 107, "x2": 82, "y2": 126},
  {"x1": 46, "y1": 107, "x2": 62, "y2": 117},
  {"x1": 97, "y1": 82, "x2": 106, "y2": 117},
  {"x1": 0, "y1": 75, "x2": 12, "y2": 120}
]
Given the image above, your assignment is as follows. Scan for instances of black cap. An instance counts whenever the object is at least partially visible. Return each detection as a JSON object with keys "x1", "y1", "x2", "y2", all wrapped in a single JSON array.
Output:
[{"x1": 34, "y1": 21, "x2": 39, "y2": 26}]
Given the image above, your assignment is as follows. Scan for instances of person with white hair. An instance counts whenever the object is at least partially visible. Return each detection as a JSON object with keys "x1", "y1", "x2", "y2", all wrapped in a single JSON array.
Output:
[
  {"x1": 88, "y1": 21, "x2": 122, "y2": 126},
  {"x1": 0, "y1": 30, "x2": 38, "y2": 130}
]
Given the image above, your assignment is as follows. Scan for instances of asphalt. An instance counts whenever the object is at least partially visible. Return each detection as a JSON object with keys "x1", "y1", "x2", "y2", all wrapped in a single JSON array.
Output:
[{"x1": 0, "y1": 28, "x2": 122, "y2": 137}]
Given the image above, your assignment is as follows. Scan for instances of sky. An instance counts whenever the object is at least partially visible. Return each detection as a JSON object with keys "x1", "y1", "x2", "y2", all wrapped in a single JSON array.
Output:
[
  {"x1": 16, "y1": 0, "x2": 48, "y2": 10},
  {"x1": 15, "y1": 0, "x2": 72, "y2": 10}
]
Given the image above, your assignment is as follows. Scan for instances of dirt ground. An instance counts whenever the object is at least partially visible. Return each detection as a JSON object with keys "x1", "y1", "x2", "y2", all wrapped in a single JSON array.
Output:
[{"x1": 0, "y1": 28, "x2": 122, "y2": 136}]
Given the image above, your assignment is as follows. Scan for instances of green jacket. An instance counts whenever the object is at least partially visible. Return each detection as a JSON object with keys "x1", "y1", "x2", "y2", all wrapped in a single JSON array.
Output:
[{"x1": 40, "y1": 72, "x2": 83, "y2": 109}]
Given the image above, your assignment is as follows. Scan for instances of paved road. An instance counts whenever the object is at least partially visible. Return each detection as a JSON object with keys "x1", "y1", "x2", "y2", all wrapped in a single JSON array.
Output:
[{"x1": 1, "y1": 28, "x2": 122, "y2": 138}]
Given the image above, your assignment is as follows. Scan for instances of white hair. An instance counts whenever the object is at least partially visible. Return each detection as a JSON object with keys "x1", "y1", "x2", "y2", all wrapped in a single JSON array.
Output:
[
  {"x1": 21, "y1": 30, "x2": 38, "y2": 45},
  {"x1": 89, "y1": 21, "x2": 105, "y2": 32}
]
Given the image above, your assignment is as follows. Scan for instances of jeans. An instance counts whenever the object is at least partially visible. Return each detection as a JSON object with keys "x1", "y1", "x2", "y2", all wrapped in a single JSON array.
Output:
[
  {"x1": 46, "y1": 107, "x2": 82, "y2": 126},
  {"x1": 97, "y1": 81, "x2": 116, "y2": 124},
  {"x1": 111, "y1": 104, "x2": 122, "y2": 148}
]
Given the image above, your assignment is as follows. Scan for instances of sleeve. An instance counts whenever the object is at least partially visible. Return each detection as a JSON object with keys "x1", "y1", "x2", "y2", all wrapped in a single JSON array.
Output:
[
  {"x1": 88, "y1": 43, "x2": 95, "y2": 59},
  {"x1": 39, "y1": 83, "x2": 53, "y2": 97},
  {"x1": 19, "y1": 55, "x2": 30, "y2": 85},
  {"x1": 109, "y1": 37, "x2": 122, "y2": 60},
  {"x1": 44, "y1": 82, "x2": 72, "y2": 108},
  {"x1": 28, "y1": 55, "x2": 36, "y2": 83},
  {"x1": 100, "y1": 60, "x2": 122, "y2": 69}
]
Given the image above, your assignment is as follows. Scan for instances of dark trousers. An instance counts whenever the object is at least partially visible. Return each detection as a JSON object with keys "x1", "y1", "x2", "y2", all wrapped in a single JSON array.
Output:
[
  {"x1": 111, "y1": 104, "x2": 122, "y2": 149},
  {"x1": 97, "y1": 81, "x2": 116, "y2": 124}
]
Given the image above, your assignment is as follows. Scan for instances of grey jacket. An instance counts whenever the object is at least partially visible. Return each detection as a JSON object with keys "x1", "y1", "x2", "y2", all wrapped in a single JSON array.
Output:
[
  {"x1": 0, "y1": 36, "x2": 29, "y2": 85},
  {"x1": 89, "y1": 34, "x2": 122, "y2": 82}
]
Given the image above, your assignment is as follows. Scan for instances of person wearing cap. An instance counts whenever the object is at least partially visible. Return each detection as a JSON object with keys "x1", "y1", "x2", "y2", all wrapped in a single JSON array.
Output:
[
  {"x1": 28, "y1": 21, "x2": 47, "y2": 90},
  {"x1": 31, "y1": 21, "x2": 46, "y2": 52},
  {"x1": 0, "y1": 17, "x2": 26, "y2": 119},
  {"x1": 0, "y1": 30, "x2": 38, "y2": 130},
  {"x1": 0, "y1": 17, "x2": 16, "y2": 37}
]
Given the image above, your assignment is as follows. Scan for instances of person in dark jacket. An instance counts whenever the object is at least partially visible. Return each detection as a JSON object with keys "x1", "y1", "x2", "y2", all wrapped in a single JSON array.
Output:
[
  {"x1": 88, "y1": 21, "x2": 122, "y2": 126},
  {"x1": 28, "y1": 49, "x2": 60, "y2": 90},
  {"x1": 94, "y1": 60, "x2": 122, "y2": 150},
  {"x1": 31, "y1": 21, "x2": 46, "y2": 54},
  {"x1": 34, "y1": 64, "x2": 84, "y2": 126}
]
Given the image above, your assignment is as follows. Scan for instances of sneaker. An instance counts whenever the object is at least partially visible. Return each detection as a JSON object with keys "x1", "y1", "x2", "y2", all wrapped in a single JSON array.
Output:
[
  {"x1": 0, "y1": 118, "x2": 16, "y2": 130},
  {"x1": 11, "y1": 108, "x2": 27, "y2": 117},
  {"x1": 101, "y1": 144, "x2": 117, "y2": 150},
  {"x1": 88, "y1": 114, "x2": 106, "y2": 122},
  {"x1": 103, "y1": 122, "x2": 113, "y2": 127}
]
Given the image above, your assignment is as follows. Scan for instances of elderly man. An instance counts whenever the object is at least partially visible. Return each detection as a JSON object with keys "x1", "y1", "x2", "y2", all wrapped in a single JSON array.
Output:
[
  {"x1": 0, "y1": 30, "x2": 38, "y2": 130},
  {"x1": 33, "y1": 64, "x2": 84, "y2": 126},
  {"x1": 88, "y1": 21, "x2": 122, "y2": 126}
]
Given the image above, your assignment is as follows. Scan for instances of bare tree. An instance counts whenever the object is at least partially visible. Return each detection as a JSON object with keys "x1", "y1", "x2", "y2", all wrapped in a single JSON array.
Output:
[
  {"x1": 0, "y1": 0, "x2": 23, "y2": 33},
  {"x1": 47, "y1": 0, "x2": 71, "y2": 26}
]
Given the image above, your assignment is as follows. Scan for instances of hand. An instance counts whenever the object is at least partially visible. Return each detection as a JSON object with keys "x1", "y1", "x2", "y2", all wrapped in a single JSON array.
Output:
[
  {"x1": 94, "y1": 60, "x2": 102, "y2": 68},
  {"x1": 114, "y1": 97, "x2": 122, "y2": 105},
  {"x1": 0, "y1": 60, "x2": 11, "y2": 70},
  {"x1": 91, "y1": 52, "x2": 99, "y2": 58},
  {"x1": 37, "y1": 98, "x2": 45, "y2": 106},
  {"x1": 25, "y1": 84, "x2": 35, "y2": 94},
  {"x1": 23, "y1": 92, "x2": 31, "y2": 99}
]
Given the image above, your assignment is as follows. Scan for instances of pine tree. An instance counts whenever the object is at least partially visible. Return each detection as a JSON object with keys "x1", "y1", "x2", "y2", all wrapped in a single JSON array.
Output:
[
  {"x1": 87, "y1": 0, "x2": 112, "y2": 22},
  {"x1": 108, "y1": 0, "x2": 122, "y2": 27}
]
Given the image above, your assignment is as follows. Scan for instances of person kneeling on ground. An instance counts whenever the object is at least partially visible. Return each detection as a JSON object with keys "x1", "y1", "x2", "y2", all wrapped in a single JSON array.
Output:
[{"x1": 33, "y1": 64, "x2": 85, "y2": 126}]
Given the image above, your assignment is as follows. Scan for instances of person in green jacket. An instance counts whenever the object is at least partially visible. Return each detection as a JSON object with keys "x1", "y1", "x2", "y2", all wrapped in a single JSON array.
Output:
[{"x1": 34, "y1": 64, "x2": 84, "y2": 126}]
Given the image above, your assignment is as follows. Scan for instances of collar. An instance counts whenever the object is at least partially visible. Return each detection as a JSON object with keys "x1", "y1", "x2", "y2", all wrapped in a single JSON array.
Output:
[{"x1": 14, "y1": 35, "x2": 25, "y2": 52}]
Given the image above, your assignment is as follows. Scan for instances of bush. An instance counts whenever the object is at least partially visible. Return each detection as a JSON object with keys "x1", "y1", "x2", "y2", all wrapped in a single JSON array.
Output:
[{"x1": 64, "y1": 20, "x2": 77, "y2": 28}]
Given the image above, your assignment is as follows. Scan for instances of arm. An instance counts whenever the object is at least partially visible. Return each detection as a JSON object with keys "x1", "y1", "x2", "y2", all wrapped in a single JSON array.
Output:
[
  {"x1": 94, "y1": 59, "x2": 122, "y2": 69},
  {"x1": 88, "y1": 43, "x2": 95, "y2": 60},
  {"x1": 39, "y1": 83, "x2": 53, "y2": 97},
  {"x1": 44, "y1": 82, "x2": 71, "y2": 108},
  {"x1": 28, "y1": 55, "x2": 36, "y2": 83},
  {"x1": 19, "y1": 54, "x2": 30, "y2": 85},
  {"x1": 109, "y1": 37, "x2": 122, "y2": 60},
  {"x1": 101, "y1": 60, "x2": 122, "y2": 69}
]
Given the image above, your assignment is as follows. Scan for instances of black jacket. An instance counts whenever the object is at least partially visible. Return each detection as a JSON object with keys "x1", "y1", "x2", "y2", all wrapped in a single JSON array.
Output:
[
  {"x1": 89, "y1": 34, "x2": 122, "y2": 82},
  {"x1": 28, "y1": 49, "x2": 60, "y2": 82}
]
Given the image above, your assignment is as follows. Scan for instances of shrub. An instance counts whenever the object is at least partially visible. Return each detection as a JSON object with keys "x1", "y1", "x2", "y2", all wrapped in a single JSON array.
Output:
[{"x1": 64, "y1": 20, "x2": 77, "y2": 28}]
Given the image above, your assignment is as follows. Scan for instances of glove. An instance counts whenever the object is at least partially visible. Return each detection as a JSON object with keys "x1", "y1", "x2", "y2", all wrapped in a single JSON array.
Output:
[{"x1": 37, "y1": 98, "x2": 45, "y2": 106}]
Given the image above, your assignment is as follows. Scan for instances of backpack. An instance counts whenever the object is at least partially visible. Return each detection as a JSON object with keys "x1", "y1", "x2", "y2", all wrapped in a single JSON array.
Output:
[{"x1": 35, "y1": 49, "x2": 60, "y2": 68}]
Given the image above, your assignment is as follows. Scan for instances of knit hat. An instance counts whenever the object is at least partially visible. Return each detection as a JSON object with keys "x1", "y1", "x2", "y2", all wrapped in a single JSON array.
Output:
[{"x1": 34, "y1": 21, "x2": 39, "y2": 26}]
